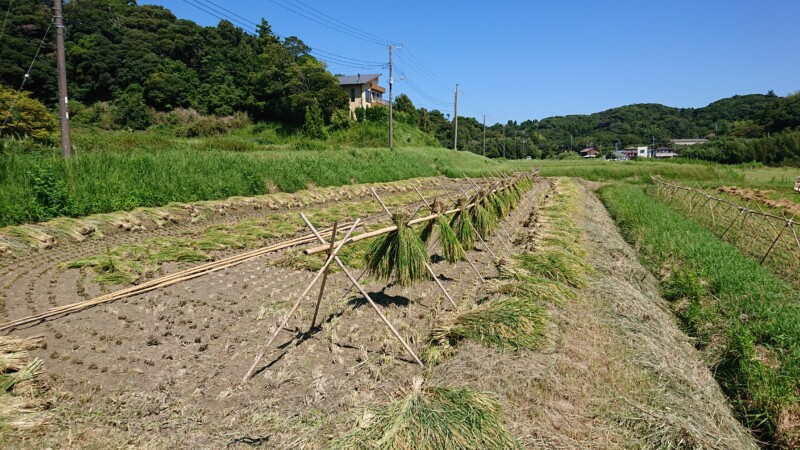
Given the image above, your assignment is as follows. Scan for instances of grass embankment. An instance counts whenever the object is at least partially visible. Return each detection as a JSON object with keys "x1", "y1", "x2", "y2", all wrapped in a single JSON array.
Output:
[
  {"x1": 600, "y1": 183, "x2": 800, "y2": 447},
  {"x1": 0, "y1": 138, "x2": 521, "y2": 228}
]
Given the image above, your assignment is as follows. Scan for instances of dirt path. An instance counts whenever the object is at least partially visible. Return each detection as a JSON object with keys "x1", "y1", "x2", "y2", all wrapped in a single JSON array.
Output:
[{"x1": 1, "y1": 178, "x2": 756, "y2": 448}]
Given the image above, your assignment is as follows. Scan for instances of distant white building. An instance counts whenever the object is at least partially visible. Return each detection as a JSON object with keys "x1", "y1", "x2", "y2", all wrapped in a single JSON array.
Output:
[{"x1": 637, "y1": 146, "x2": 650, "y2": 158}]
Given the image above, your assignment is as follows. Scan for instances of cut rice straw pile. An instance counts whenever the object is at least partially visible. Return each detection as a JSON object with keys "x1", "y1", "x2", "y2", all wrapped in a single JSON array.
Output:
[
  {"x1": 330, "y1": 377, "x2": 521, "y2": 450},
  {"x1": 0, "y1": 336, "x2": 50, "y2": 431}
]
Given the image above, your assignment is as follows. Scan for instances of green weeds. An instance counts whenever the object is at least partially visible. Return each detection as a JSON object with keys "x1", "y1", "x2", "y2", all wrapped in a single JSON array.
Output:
[{"x1": 599, "y1": 183, "x2": 800, "y2": 445}]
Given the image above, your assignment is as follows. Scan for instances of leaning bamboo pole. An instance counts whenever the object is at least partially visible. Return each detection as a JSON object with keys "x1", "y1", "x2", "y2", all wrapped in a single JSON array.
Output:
[{"x1": 0, "y1": 224, "x2": 350, "y2": 331}]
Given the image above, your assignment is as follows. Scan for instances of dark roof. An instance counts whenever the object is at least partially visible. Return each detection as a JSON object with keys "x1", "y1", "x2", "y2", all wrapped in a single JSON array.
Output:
[
  {"x1": 337, "y1": 73, "x2": 381, "y2": 85},
  {"x1": 655, "y1": 147, "x2": 675, "y2": 151}
]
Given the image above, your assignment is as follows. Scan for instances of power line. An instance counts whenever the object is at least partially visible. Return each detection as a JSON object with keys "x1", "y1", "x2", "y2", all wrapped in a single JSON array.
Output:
[
  {"x1": 1, "y1": 20, "x2": 52, "y2": 132},
  {"x1": 397, "y1": 47, "x2": 451, "y2": 92},
  {"x1": 269, "y1": 0, "x2": 391, "y2": 46},
  {"x1": 277, "y1": 0, "x2": 391, "y2": 46},
  {"x1": 0, "y1": 0, "x2": 12, "y2": 47},
  {"x1": 181, "y1": 0, "x2": 385, "y2": 70}
]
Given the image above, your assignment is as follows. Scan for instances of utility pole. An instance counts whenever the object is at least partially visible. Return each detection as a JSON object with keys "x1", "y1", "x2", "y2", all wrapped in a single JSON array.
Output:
[
  {"x1": 388, "y1": 44, "x2": 401, "y2": 150},
  {"x1": 482, "y1": 114, "x2": 486, "y2": 157},
  {"x1": 514, "y1": 129, "x2": 517, "y2": 158},
  {"x1": 54, "y1": 0, "x2": 72, "y2": 158},
  {"x1": 453, "y1": 83, "x2": 458, "y2": 150},
  {"x1": 502, "y1": 124, "x2": 506, "y2": 159}
]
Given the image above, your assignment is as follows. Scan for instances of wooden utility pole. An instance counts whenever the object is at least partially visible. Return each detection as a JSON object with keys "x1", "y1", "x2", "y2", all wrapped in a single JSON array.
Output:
[
  {"x1": 453, "y1": 83, "x2": 458, "y2": 150},
  {"x1": 482, "y1": 114, "x2": 486, "y2": 156},
  {"x1": 388, "y1": 44, "x2": 400, "y2": 150},
  {"x1": 54, "y1": 0, "x2": 72, "y2": 158},
  {"x1": 502, "y1": 124, "x2": 506, "y2": 158}
]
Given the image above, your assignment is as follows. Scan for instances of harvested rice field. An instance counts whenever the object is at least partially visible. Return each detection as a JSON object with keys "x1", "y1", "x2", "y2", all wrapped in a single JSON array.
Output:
[{"x1": 0, "y1": 175, "x2": 760, "y2": 448}]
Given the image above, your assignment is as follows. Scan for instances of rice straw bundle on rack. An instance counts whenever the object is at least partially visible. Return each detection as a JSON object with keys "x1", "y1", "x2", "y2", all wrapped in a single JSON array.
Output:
[
  {"x1": 471, "y1": 191, "x2": 498, "y2": 239},
  {"x1": 420, "y1": 200, "x2": 465, "y2": 264},
  {"x1": 365, "y1": 212, "x2": 430, "y2": 287},
  {"x1": 450, "y1": 198, "x2": 476, "y2": 251}
]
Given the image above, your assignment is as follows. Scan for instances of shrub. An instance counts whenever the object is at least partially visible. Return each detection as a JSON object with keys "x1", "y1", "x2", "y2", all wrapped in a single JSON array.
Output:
[
  {"x1": 302, "y1": 100, "x2": 327, "y2": 140},
  {"x1": 0, "y1": 84, "x2": 57, "y2": 142},
  {"x1": 112, "y1": 84, "x2": 153, "y2": 130}
]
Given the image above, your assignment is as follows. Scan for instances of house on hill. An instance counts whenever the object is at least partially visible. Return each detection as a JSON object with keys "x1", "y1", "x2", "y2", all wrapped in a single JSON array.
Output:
[
  {"x1": 579, "y1": 147, "x2": 599, "y2": 158},
  {"x1": 654, "y1": 147, "x2": 679, "y2": 158},
  {"x1": 337, "y1": 73, "x2": 388, "y2": 113}
]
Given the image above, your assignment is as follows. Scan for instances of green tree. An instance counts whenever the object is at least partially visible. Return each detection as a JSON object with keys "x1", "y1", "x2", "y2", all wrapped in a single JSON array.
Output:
[
  {"x1": 0, "y1": 83, "x2": 57, "y2": 142},
  {"x1": 113, "y1": 84, "x2": 152, "y2": 130},
  {"x1": 303, "y1": 99, "x2": 326, "y2": 139}
]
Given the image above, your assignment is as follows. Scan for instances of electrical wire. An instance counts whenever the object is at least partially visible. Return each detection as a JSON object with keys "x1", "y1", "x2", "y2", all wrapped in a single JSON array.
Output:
[
  {"x1": 0, "y1": 0, "x2": 13, "y2": 47},
  {"x1": 181, "y1": 0, "x2": 385, "y2": 70},
  {"x1": 1, "y1": 20, "x2": 52, "y2": 131},
  {"x1": 269, "y1": 0, "x2": 391, "y2": 46},
  {"x1": 397, "y1": 47, "x2": 451, "y2": 92}
]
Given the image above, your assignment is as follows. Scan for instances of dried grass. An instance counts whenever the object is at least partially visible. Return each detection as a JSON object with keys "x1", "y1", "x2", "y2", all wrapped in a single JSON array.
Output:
[
  {"x1": 330, "y1": 377, "x2": 521, "y2": 450},
  {"x1": 364, "y1": 212, "x2": 430, "y2": 287}
]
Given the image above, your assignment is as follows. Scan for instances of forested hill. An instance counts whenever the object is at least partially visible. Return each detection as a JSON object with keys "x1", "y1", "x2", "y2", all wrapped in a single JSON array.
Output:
[
  {"x1": 452, "y1": 93, "x2": 800, "y2": 159},
  {"x1": 0, "y1": 0, "x2": 346, "y2": 124}
]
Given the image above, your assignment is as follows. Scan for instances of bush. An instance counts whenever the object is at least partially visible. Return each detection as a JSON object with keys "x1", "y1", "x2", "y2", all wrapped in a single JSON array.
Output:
[
  {"x1": 302, "y1": 100, "x2": 327, "y2": 140},
  {"x1": 0, "y1": 84, "x2": 57, "y2": 142},
  {"x1": 354, "y1": 106, "x2": 366, "y2": 123},
  {"x1": 365, "y1": 105, "x2": 389, "y2": 124},
  {"x1": 112, "y1": 84, "x2": 152, "y2": 130},
  {"x1": 329, "y1": 108, "x2": 351, "y2": 131}
]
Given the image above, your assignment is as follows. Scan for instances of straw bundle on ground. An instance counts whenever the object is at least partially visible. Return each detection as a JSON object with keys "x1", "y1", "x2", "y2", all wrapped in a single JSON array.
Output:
[
  {"x1": 424, "y1": 296, "x2": 546, "y2": 365},
  {"x1": 420, "y1": 201, "x2": 465, "y2": 264},
  {"x1": 331, "y1": 377, "x2": 522, "y2": 450},
  {"x1": 365, "y1": 212, "x2": 430, "y2": 287},
  {"x1": 0, "y1": 336, "x2": 49, "y2": 430}
]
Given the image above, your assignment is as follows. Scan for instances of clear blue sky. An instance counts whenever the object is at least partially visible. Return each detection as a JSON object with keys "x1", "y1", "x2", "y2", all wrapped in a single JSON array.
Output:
[{"x1": 143, "y1": 0, "x2": 800, "y2": 125}]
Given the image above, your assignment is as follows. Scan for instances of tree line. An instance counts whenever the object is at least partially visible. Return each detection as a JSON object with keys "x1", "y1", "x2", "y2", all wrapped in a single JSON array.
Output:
[{"x1": 1, "y1": 0, "x2": 797, "y2": 165}]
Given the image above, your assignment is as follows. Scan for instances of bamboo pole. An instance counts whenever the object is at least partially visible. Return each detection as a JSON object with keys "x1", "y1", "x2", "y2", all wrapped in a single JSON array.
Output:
[
  {"x1": 437, "y1": 178, "x2": 497, "y2": 259},
  {"x1": 309, "y1": 222, "x2": 338, "y2": 330},
  {"x1": 414, "y1": 185, "x2": 485, "y2": 284},
  {"x1": 0, "y1": 226, "x2": 348, "y2": 331},
  {"x1": 370, "y1": 190, "x2": 457, "y2": 309},
  {"x1": 243, "y1": 220, "x2": 361, "y2": 382},
  {"x1": 301, "y1": 214, "x2": 424, "y2": 367}
]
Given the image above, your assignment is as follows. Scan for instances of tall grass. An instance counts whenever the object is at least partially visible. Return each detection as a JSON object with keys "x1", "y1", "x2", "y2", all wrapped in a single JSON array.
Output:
[
  {"x1": 0, "y1": 144, "x2": 508, "y2": 227},
  {"x1": 599, "y1": 183, "x2": 800, "y2": 446}
]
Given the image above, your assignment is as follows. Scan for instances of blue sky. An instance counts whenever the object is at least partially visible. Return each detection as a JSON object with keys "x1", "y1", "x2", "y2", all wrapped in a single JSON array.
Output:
[{"x1": 143, "y1": 0, "x2": 800, "y2": 125}]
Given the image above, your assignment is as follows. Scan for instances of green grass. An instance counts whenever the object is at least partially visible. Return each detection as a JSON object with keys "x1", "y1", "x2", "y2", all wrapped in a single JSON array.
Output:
[
  {"x1": 0, "y1": 129, "x2": 525, "y2": 227},
  {"x1": 330, "y1": 380, "x2": 521, "y2": 450},
  {"x1": 599, "y1": 183, "x2": 800, "y2": 445}
]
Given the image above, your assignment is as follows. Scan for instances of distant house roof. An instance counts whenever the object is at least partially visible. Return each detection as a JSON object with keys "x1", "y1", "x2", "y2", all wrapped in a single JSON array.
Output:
[
  {"x1": 654, "y1": 147, "x2": 675, "y2": 152},
  {"x1": 579, "y1": 147, "x2": 598, "y2": 154},
  {"x1": 337, "y1": 73, "x2": 381, "y2": 85},
  {"x1": 371, "y1": 85, "x2": 386, "y2": 94},
  {"x1": 673, "y1": 138, "x2": 709, "y2": 146}
]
